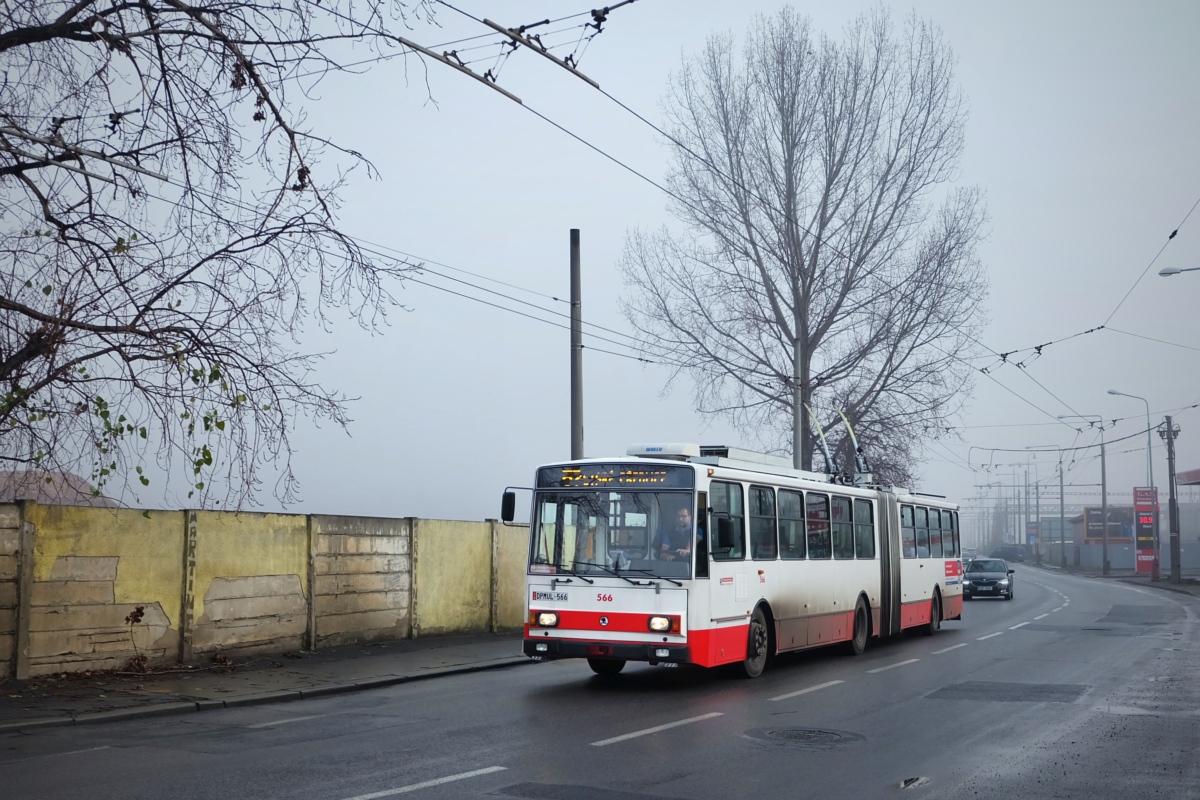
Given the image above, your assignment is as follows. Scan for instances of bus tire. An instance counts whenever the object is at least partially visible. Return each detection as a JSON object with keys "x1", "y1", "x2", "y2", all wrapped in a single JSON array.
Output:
[
  {"x1": 846, "y1": 598, "x2": 869, "y2": 656},
  {"x1": 739, "y1": 607, "x2": 769, "y2": 678},
  {"x1": 588, "y1": 658, "x2": 626, "y2": 676},
  {"x1": 924, "y1": 592, "x2": 941, "y2": 636}
]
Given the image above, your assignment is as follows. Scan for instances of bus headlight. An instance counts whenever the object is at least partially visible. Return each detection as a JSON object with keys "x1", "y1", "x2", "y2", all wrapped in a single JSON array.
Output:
[
  {"x1": 648, "y1": 616, "x2": 671, "y2": 632},
  {"x1": 535, "y1": 611, "x2": 559, "y2": 627}
]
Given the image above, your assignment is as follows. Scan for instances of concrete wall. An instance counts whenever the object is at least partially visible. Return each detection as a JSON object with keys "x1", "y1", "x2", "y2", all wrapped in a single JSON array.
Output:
[
  {"x1": 0, "y1": 505, "x2": 18, "y2": 678},
  {"x1": 25, "y1": 504, "x2": 183, "y2": 677},
  {"x1": 312, "y1": 515, "x2": 412, "y2": 648},
  {"x1": 0, "y1": 503, "x2": 528, "y2": 677},
  {"x1": 189, "y1": 511, "x2": 309, "y2": 657}
]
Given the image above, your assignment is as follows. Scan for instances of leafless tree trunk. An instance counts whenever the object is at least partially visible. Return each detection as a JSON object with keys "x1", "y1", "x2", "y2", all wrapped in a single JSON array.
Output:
[
  {"x1": 620, "y1": 6, "x2": 987, "y2": 485},
  {"x1": 0, "y1": 0, "x2": 431, "y2": 507}
]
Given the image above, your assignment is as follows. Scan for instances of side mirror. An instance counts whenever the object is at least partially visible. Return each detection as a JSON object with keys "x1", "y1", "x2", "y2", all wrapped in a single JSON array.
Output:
[
  {"x1": 1007, "y1": 569, "x2": 1015, "y2": 575},
  {"x1": 501, "y1": 491, "x2": 516, "y2": 523},
  {"x1": 716, "y1": 517, "x2": 735, "y2": 550}
]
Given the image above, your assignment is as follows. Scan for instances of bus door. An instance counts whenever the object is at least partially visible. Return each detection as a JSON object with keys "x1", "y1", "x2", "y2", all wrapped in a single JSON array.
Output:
[{"x1": 701, "y1": 480, "x2": 751, "y2": 665}]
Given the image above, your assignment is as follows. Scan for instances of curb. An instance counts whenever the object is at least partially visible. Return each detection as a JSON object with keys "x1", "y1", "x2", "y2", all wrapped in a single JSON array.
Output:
[{"x1": 0, "y1": 656, "x2": 534, "y2": 732}]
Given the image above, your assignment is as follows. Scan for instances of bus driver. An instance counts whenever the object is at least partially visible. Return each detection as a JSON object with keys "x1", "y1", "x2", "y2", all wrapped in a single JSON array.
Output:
[{"x1": 654, "y1": 506, "x2": 703, "y2": 561}]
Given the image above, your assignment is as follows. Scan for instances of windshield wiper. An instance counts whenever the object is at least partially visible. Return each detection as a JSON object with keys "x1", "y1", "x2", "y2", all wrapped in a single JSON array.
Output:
[
  {"x1": 620, "y1": 566, "x2": 683, "y2": 587},
  {"x1": 573, "y1": 560, "x2": 642, "y2": 587},
  {"x1": 554, "y1": 563, "x2": 594, "y2": 584}
]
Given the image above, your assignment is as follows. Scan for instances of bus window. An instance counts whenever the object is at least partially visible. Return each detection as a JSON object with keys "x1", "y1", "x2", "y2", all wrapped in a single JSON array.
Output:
[
  {"x1": 779, "y1": 489, "x2": 806, "y2": 559},
  {"x1": 750, "y1": 486, "x2": 778, "y2": 560},
  {"x1": 915, "y1": 507, "x2": 930, "y2": 557},
  {"x1": 806, "y1": 493, "x2": 831, "y2": 560},
  {"x1": 831, "y1": 496, "x2": 854, "y2": 559},
  {"x1": 948, "y1": 511, "x2": 959, "y2": 557},
  {"x1": 695, "y1": 492, "x2": 709, "y2": 578},
  {"x1": 854, "y1": 499, "x2": 875, "y2": 559},
  {"x1": 710, "y1": 481, "x2": 745, "y2": 561},
  {"x1": 929, "y1": 509, "x2": 943, "y2": 558},
  {"x1": 901, "y1": 504, "x2": 916, "y2": 558}
]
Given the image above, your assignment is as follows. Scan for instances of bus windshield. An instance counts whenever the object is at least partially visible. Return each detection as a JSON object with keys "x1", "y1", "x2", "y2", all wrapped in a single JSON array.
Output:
[{"x1": 530, "y1": 490, "x2": 696, "y2": 579}]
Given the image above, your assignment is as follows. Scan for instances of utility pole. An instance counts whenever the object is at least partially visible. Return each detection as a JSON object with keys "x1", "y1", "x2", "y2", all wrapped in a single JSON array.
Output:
[
  {"x1": 1100, "y1": 431, "x2": 1109, "y2": 575},
  {"x1": 1058, "y1": 456, "x2": 1066, "y2": 569},
  {"x1": 1160, "y1": 416, "x2": 1181, "y2": 583},
  {"x1": 1034, "y1": 477, "x2": 1041, "y2": 564},
  {"x1": 570, "y1": 229, "x2": 584, "y2": 460}
]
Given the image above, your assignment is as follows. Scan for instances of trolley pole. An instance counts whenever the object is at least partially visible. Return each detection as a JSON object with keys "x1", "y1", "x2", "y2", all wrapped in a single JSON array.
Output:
[
  {"x1": 570, "y1": 229, "x2": 584, "y2": 460},
  {"x1": 1160, "y1": 416, "x2": 1181, "y2": 583}
]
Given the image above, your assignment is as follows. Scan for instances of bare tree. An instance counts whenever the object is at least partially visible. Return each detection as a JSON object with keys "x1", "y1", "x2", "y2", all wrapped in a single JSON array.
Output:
[
  {"x1": 621, "y1": 6, "x2": 987, "y2": 484},
  {"x1": 0, "y1": 0, "x2": 433, "y2": 506}
]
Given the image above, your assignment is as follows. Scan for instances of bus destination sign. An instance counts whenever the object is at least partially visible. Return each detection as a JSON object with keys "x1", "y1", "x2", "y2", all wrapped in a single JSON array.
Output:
[{"x1": 537, "y1": 463, "x2": 695, "y2": 489}]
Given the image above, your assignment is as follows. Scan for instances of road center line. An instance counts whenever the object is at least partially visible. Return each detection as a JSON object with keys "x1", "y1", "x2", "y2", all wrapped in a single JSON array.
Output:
[
  {"x1": 591, "y1": 712, "x2": 724, "y2": 746},
  {"x1": 931, "y1": 643, "x2": 968, "y2": 654},
  {"x1": 339, "y1": 767, "x2": 507, "y2": 800},
  {"x1": 1034, "y1": 613, "x2": 1049, "y2": 620},
  {"x1": 769, "y1": 680, "x2": 844, "y2": 702},
  {"x1": 867, "y1": 658, "x2": 919, "y2": 674},
  {"x1": 247, "y1": 713, "x2": 332, "y2": 729},
  {"x1": 1051, "y1": 607, "x2": 1062, "y2": 612},
  {"x1": 1009, "y1": 622, "x2": 1030, "y2": 630},
  {"x1": 977, "y1": 632, "x2": 1004, "y2": 640}
]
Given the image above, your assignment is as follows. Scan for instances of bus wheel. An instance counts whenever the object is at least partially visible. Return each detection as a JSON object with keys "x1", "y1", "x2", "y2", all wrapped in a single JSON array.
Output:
[
  {"x1": 924, "y1": 593, "x2": 941, "y2": 636},
  {"x1": 846, "y1": 598, "x2": 869, "y2": 656},
  {"x1": 740, "y1": 607, "x2": 769, "y2": 678},
  {"x1": 588, "y1": 658, "x2": 626, "y2": 675}
]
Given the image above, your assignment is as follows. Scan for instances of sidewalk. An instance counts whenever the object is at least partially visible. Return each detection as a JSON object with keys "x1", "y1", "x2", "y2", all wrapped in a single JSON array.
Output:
[
  {"x1": 0, "y1": 632, "x2": 530, "y2": 732},
  {"x1": 1026, "y1": 560, "x2": 1200, "y2": 597}
]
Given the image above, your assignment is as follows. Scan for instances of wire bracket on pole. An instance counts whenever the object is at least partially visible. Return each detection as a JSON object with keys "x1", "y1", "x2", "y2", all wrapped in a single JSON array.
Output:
[
  {"x1": 398, "y1": 37, "x2": 523, "y2": 104},
  {"x1": 481, "y1": 19, "x2": 600, "y2": 89}
]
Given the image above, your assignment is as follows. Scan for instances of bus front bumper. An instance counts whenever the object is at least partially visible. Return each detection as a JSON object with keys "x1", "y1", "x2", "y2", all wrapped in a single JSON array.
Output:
[{"x1": 523, "y1": 638, "x2": 691, "y2": 665}]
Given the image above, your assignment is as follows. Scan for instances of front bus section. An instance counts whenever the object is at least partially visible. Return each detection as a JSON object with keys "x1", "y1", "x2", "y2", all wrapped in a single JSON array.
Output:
[{"x1": 518, "y1": 458, "x2": 705, "y2": 675}]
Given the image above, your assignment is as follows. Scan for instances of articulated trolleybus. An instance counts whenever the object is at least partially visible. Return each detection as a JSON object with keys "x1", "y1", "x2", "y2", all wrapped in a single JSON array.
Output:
[{"x1": 501, "y1": 443, "x2": 963, "y2": 677}]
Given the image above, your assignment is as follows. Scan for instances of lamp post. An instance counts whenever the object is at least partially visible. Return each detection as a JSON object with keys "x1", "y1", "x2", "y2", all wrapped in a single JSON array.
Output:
[
  {"x1": 1158, "y1": 266, "x2": 1200, "y2": 276},
  {"x1": 1108, "y1": 389, "x2": 1157, "y2": 576},
  {"x1": 1059, "y1": 415, "x2": 1108, "y2": 574}
]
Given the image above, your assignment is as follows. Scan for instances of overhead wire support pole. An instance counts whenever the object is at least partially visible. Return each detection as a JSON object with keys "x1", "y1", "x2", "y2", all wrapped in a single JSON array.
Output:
[
  {"x1": 397, "y1": 37, "x2": 523, "y2": 104},
  {"x1": 480, "y1": 19, "x2": 601, "y2": 88}
]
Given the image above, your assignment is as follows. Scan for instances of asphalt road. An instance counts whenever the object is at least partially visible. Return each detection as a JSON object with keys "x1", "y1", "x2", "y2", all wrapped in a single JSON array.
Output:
[{"x1": 3, "y1": 567, "x2": 1198, "y2": 800}]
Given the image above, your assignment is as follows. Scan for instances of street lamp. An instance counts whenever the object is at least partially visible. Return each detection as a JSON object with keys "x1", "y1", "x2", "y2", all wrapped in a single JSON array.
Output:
[
  {"x1": 1158, "y1": 266, "x2": 1200, "y2": 276},
  {"x1": 1058, "y1": 414, "x2": 1108, "y2": 575},
  {"x1": 1108, "y1": 389, "x2": 1157, "y2": 577}
]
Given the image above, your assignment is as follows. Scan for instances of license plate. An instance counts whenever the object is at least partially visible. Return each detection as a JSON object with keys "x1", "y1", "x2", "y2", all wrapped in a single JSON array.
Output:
[{"x1": 979, "y1": 586, "x2": 993, "y2": 591}]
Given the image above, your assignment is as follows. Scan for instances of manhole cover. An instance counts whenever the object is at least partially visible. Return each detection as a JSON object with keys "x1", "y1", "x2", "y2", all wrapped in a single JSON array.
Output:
[{"x1": 745, "y1": 727, "x2": 864, "y2": 747}]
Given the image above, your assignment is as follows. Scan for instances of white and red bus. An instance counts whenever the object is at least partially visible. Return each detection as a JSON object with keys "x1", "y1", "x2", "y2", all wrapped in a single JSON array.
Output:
[{"x1": 501, "y1": 443, "x2": 963, "y2": 677}]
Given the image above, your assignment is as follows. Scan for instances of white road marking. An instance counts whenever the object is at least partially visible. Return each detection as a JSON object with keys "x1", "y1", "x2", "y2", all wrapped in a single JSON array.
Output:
[
  {"x1": 1051, "y1": 607, "x2": 1063, "y2": 612},
  {"x1": 247, "y1": 713, "x2": 331, "y2": 729},
  {"x1": 931, "y1": 643, "x2": 968, "y2": 655},
  {"x1": 1009, "y1": 622, "x2": 1030, "y2": 630},
  {"x1": 339, "y1": 767, "x2": 507, "y2": 800},
  {"x1": 867, "y1": 658, "x2": 919, "y2": 674},
  {"x1": 1034, "y1": 613, "x2": 1050, "y2": 620},
  {"x1": 769, "y1": 680, "x2": 844, "y2": 701},
  {"x1": 977, "y1": 632, "x2": 1004, "y2": 640},
  {"x1": 590, "y1": 712, "x2": 724, "y2": 746},
  {"x1": 0, "y1": 745, "x2": 111, "y2": 765}
]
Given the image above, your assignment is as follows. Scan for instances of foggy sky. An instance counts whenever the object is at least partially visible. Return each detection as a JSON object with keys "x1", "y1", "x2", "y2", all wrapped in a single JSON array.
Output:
[{"x1": 217, "y1": 1, "x2": 1200, "y2": 525}]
